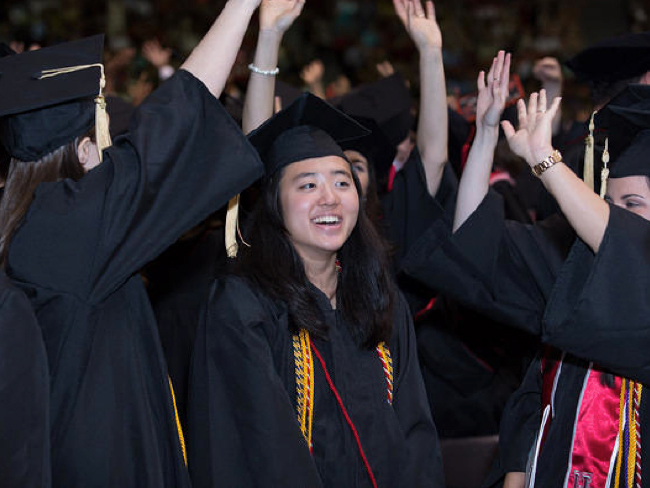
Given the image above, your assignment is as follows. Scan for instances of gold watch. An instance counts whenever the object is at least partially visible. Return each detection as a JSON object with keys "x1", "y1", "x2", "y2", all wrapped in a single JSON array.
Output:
[{"x1": 531, "y1": 149, "x2": 562, "y2": 177}]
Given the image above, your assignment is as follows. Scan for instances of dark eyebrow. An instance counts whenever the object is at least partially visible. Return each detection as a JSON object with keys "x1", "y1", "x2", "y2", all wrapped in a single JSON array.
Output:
[
  {"x1": 332, "y1": 169, "x2": 352, "y2": 177},
  {"x1": 292, "y1": 172, "x2": 316, "y2": 182}
]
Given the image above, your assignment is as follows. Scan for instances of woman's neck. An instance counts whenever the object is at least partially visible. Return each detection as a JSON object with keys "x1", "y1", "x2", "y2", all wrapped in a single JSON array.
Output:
[{"x1": 302, "y1": 253, "x2": 338, "y2": 308}]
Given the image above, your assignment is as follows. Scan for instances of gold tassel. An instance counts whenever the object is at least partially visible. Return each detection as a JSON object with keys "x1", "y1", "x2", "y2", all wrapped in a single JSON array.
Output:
[
  {"x1": 600, "y1": 137, "x2": 610, "y2": 199},
  {"x1": 583, "y1": 110, "x2": 597, "y2": 192},
  {"x1": 94, "y1": 68, "x2": 112, "y2": 162},
  {"x1": 225, "y1": 195, "x2": 240, "y2": 258},
  {"x1": 38, "y1": 63, "x2": 112, "y2": 161}
]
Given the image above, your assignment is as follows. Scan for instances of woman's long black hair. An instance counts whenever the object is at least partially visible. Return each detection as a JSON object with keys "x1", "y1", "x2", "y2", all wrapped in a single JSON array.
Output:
[
  {"x1": 235, "y1": 159, "x2": 396, "y2": 349},
  {"x1": 0, "y1": 128, "x2": 90, "y2": 267}
]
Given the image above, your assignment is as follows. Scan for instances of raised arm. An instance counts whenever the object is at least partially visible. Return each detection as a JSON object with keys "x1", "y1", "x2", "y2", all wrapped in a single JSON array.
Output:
[
  {"x1": 502, "y1": 92, "x2": 609, "y2": 252},
  {"x1": 393, "y1": 0, "x2": 447, "y2": 197},
  {"x1": 242, "y1": 0, "x2": 305, "y2": 133},
  {"x1": 181, "y1": 0, "x2": 262, "y2": 98},
  {"x1": 453, "y1": 50, "x2": 511, "y2": 231}
]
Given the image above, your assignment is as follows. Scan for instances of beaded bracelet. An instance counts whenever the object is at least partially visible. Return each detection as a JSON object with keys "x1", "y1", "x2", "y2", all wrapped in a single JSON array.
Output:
[{"x1": 248, "y1": 63, "x2": 280, "y2": 76}]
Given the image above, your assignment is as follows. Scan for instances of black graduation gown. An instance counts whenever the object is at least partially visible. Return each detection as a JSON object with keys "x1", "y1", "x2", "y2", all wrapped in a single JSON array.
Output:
[
  {"x1": 6, "y1": 70, "x2": 263, "y2": 488},
  {"x1": 381, "y1": 149, "x2": 457, "y2": 314},
  {"x1": 0, "y1": 271, "x2": 50, "y2": 488},
  {"x1": 402, "y1": 192, "x2": 650, "y2": 486},
  {"x1": 187, "y1": 275, "x2": 444, "y2": 488}
]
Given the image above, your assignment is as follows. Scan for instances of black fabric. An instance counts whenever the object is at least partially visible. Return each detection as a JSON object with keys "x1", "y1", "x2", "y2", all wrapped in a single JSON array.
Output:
[
  {"x1": 248, "y1": 93, "x2": 369, "y2": 177},
  {"x1": 402, "y1": 191, "x2": 574, "y2": 334},
  {"x1": 335, "y1": 73, "x2": 413, "y2": 146},
  {"x1": 187, "y1": 275, "x2": 444, "y2": 487},
  {"x1": 381, "y1": 151, "x2": 456, "y2": 313},
  {"x1": 146, "y1": 224, "x2": 228, "y2": 430},
  {"x1": 339, "y1": 115, "x2": 396, "y2": 183},
  {"x1": 6, "y1": 70, "x2": 263, "y2": 488},
  {"x1": 0, "y1": 35, "x2": 103, "y2": 161},
  {"x1": 0, "y1": 271, "x2": 50, "y2": 488},
  {"x1": 566, "y1": 31, "x2": 650, "y2": 82},
  {"x1": 544, "y1": 205, "x2": 650, "y2": 384},
  {"x1": 609, "y1": 129, "x2": 650, "y2": 179}
]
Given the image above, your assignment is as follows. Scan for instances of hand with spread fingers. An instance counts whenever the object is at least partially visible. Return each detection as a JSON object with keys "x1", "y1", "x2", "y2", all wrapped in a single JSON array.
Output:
[
  {"x1": 260, "y1": 0, "x2": 306, "y2": 34},
  {"x1": 476, "y1": 50, "x2": 511, "y2": 130},
  {"x1": 501, "y1": 89, "x2": 562, "y2": 169},
  {"x1": 393, "y1": 0, "x2": 442, "y2": 51}
]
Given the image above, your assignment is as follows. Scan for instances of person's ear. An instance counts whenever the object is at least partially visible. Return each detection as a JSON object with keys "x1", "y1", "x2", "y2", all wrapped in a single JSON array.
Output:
[{"x1": 76, "y1": 136, "x2": 93, "y2": 168}]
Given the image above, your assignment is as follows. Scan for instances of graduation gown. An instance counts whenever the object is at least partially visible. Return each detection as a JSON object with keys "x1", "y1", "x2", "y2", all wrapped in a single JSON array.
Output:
[
  {"x1": 6, "y1": 70, "x2": 263, "y2": 488},
  {"x1": 402, "y1": 192, "x2": 650, "y2": 486},
  {"x1": 381, "y1": 149, "x2": 457, "y2": 314},
  {"x1": 187, "y1": 275, "x2": 444, "y2": 488},
  {"x1": 0, "y1": 271, "x2": 50, "y2": 488}
]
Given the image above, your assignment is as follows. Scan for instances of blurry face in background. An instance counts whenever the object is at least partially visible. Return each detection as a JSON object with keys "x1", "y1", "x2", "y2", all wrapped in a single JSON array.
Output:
[
  {"x1": 279, "y1": 155, "x2": 360, "y2": 263},
  {"x1": 344, "y1": 149, "x2": 369, "y2": 197},
  {"x1": 605, "y1": 176, "x2": 650, "y2": 221},
  {"x1": 394, "y1": 130, "x2": 416, "y2": 169}
]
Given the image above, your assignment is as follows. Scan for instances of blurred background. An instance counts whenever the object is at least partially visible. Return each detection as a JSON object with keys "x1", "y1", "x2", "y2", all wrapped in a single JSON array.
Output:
[{"x1": 1, "y1": 0, "x2": 648, "y2": 121}]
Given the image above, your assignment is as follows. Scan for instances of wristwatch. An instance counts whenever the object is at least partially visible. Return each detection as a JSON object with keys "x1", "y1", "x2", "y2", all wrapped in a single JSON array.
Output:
[{"x1": 531, "y1": 149, "x2": 562, "y2": 177}]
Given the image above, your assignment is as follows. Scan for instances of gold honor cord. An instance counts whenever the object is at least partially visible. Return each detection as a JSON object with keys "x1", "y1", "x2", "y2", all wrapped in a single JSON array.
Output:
[{"x1": 168, "y1": 377, "x2": 187, "y2": 466}]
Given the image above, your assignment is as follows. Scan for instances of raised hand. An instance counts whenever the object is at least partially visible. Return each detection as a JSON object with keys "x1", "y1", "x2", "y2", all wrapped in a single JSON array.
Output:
[
  {"x1": 259, "y1": 0, "x2": 305, "y2": 34},
  {"x1": 533, "y1": 57, "x2": 562, "y2": 86},
  {"x1": 393, "y1": 0, "x2": 442, "y2": 51},
  {"x1": 501, "y1": 90, "x2": 562, "y2": 167},
  {"x1": 476, "y1": 50, "x2": 511, "y2": 129},
  {"x1": 300, "y1": 59, "x2": 324, "y2": 86},
  {"x1": 142, "y1": 39, "x2": 172, "y2": 69}
]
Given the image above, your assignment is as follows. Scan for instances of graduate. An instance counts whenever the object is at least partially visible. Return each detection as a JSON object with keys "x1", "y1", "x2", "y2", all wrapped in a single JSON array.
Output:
[
  {"x1": 187, "y1": 93, "x2": 444, "y2": 487},
  {"x1": 400, "y1": 50, "x2": 650, "y2": 486},
  {"x1": 0, "y1": 270, "x2": 50, "y2": 488},
  {"x1": 0, "y1": 1, "x2": 265, "y2": 486}
]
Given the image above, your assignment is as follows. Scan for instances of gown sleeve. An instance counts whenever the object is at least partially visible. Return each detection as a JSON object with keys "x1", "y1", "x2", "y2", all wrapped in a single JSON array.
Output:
[
  {"x1": 543, "y1": 204, "x2": 650, "y2": 384},
  {"x1": 8, "y1": 70, "x2": 263, "y2": 303},
  {"x1": 187, "y1": 276, "x2": 323, "y2": 488},
  {"x1": 0, "y1": 274, "x2": 50, "y2": 488},
  {"x1": 391, "y1": 293, "x2": 446, "y2": 487},
  {"x1": 401, "y1": 190, "x2": 574, "y2": 335}
]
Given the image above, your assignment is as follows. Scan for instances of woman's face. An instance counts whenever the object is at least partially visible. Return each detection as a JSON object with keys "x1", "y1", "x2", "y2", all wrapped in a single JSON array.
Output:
[
  {"x1": 279, "y1": 155, "x2": 359, "y2": 263},
  {"x1": 605, "y1": 176, "x2": 650, "y2": 221},
  {"x1": 344, "y1": 149, "x2": 369, "y2": 197}
]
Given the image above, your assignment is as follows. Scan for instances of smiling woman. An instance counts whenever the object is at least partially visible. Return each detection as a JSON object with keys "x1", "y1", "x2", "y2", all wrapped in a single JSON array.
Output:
[{"x1": 187, "y1": 93, "x2": 444, "y2": 488}]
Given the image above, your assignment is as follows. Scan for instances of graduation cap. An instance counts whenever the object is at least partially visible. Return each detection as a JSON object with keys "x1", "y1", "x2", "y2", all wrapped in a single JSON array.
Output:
[
  {"x1": 338, "y1": 115, "x2": 396, "y2": 183},
  {"x1": 247, "y1": 92, "x2": 370, "y2": 177},
  {"x1": 335, "y1": 73, "x2": 413, "y2": 147},
  {"x1": 0, "y1": 35, "x2": 111, "y2": 163},
  {"x1": 225, "y1": 93, "x2": 370, "y2": 257},
  {"x1": 608, "y1": 130, "x2": 650, "y2": 179},
  {"x1": 591, "y1": 84, "x2": 650, "y2": 194},
  {"x1": 566, "y1": 32, "x2": 650, "y2": 82}
]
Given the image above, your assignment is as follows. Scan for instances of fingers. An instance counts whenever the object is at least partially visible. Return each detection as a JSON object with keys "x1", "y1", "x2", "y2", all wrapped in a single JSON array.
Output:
[
  {"x1": 412, "y1": 0, "x2": 426, "y2": 18},
  {"x1": 547, "y1": 96, "x2": 562, "y2": 119},
  {"x1": 486, "y1": 56, "x2": 496, "y2": 87},
  {"x1": 527, "y1": 92, "x2": 538, "y2": 123},
  {"x1": 501, "y1": 52, "x2": 511, "y2": 88},
  {"x1": 477, "y1": 70, "x2": 486, "y2": 92},
  {"x1": 392, "y1": 0, "x2": 408, "y2": 22},
  {"x1": 493, "y1": 50, "x2": 504, "y2": 83},
  {"x1": 426, "y1": 1, "x2": 435, "y2": 19},
  {"x1": 538, "y1": 89, "x2": 547, "y2": 114},
  {"x1": 501, "y1": 121, "x2": 516, "y2": 140},
  {"x1": 516, "y1": 98, "x2": 528, "y2": 130}
]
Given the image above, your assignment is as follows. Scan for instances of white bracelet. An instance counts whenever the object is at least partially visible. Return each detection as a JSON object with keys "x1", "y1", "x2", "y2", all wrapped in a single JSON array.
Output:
[{"x1": 248, "y1": 63, "x2": 279, "y2": 76}]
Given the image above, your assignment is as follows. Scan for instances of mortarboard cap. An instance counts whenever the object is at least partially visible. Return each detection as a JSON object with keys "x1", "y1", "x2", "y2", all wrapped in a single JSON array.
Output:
[
  {"x1": 338, "y1": 115, "x2": 396, "y2": 182},
  {"x1": 609, "y1": 129, "x2": 650, "y2": 179},
  {"x1": 335, "y1": 73, "x2": 413, "y2": 147},
  {"x1": 247, "y1": 92, "x2": 370, "y2": 177},
  {"x1": 566, "y1": 32, "x2": 650, "y2": 82},
  {"x1": 0, "y1": 35, "x2": 110, "y2": 162}
]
